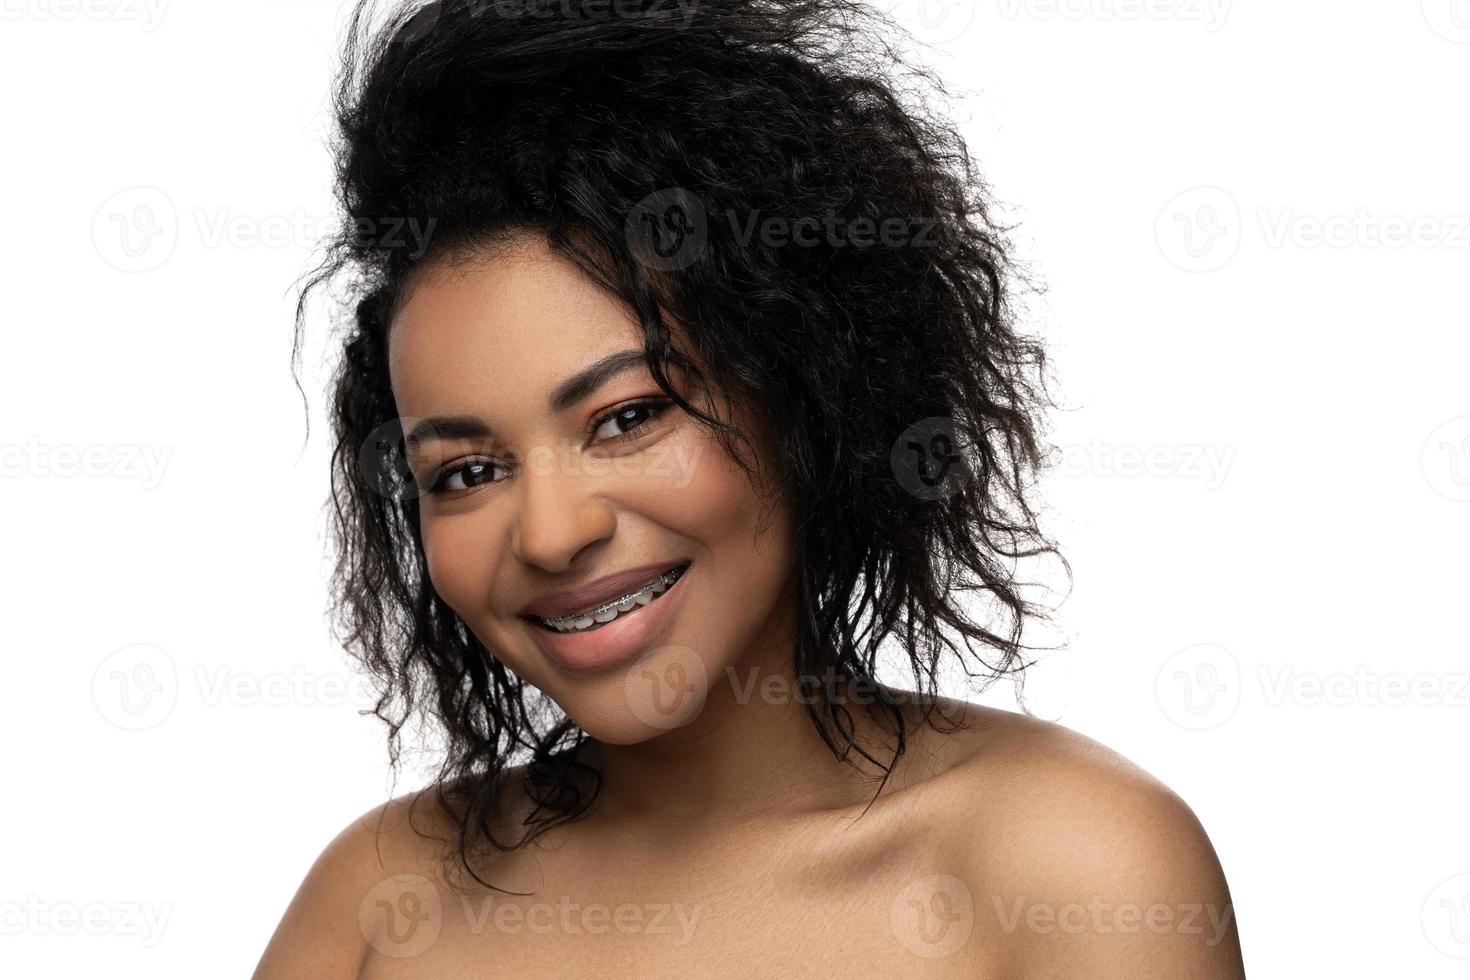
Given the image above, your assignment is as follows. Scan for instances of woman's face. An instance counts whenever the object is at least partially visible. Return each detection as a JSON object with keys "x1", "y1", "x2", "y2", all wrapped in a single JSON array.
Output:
[{"x1": 387, "y1": 236, "x2": 795, "y2": 743}]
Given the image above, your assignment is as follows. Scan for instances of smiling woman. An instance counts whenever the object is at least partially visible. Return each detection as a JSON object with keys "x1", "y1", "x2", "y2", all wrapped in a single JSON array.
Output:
[
  {"x1": 253, "y1": 0, "x2": 1244, "y2": 976},
  {"x1": 386, "y1": 239, "x2": 795, "y2": 710}
]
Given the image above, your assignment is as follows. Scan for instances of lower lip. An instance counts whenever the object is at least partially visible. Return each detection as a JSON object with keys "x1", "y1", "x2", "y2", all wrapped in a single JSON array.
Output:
[{"x1": 523, "y1": 564, "x2": 691, "y2": 673}]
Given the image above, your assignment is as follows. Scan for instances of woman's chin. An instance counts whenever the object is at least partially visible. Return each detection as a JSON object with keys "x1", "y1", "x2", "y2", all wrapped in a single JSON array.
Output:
[{"x1": 552, "y1": 642, "x2": 715, "y2": 744}]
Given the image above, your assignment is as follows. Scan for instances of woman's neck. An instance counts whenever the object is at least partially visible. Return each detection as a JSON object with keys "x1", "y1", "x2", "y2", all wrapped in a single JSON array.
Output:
[{"x1": 581, "y1": 602, "x2": 922, "y2": 836}]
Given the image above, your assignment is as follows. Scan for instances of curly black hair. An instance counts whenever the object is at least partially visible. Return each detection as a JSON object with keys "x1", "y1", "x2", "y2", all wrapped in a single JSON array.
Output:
[{"x1": 293, "y1": 0, "x2": 1061, "y2": 892}]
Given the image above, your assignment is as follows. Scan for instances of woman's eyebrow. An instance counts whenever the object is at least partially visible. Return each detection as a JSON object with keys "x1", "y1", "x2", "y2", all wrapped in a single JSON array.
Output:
[
  {"x1": 405, "y1": 415, "x2": 489, "y2": 448},
  {"x1": 547, "y1": 348, "x2": 649, "y2": 412},
  {"x1": 405, "y1": 348, "x2": 649, "y2": 447}
]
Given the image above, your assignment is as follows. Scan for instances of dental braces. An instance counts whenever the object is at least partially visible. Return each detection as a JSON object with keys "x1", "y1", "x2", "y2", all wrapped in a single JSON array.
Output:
[{"x1": 540, "y1": 563, "x2": 688, "y2": 627}]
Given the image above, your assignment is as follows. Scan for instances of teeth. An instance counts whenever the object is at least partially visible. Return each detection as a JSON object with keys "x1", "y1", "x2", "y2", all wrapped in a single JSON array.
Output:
[{"x1": 538, "y1": 564, "x2": 686, "y2": 634}]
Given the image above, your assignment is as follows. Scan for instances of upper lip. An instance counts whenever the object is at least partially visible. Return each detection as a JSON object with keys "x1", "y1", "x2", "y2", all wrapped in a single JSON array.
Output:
[{"x1": 519, "y1": 561, "x2": 688, "y2": 619}]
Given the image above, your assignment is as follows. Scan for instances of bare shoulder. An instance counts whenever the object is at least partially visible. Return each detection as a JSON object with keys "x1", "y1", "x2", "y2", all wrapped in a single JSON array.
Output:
[
  {"x1": 914, "y1": 701, "x2": 1246, "y2": 977},
  {"x1": 251, "y1": 785, "x2": 461, "y2": 980}
]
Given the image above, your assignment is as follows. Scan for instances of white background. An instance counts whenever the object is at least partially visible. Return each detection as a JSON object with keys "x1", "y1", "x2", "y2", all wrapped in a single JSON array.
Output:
[{"x1": 2, "y1": 0, "x2": 1467, "y2": 975}]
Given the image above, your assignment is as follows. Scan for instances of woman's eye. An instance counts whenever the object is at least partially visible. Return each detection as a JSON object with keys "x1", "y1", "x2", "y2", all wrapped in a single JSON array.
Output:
[
  {"x1": 427, "y1": 458, "x2": 502, "y2": 494},
  {"x1": 421, "y1": 404, "x2": 668, "y2": 495},
  {"x1": 591, "y1": 400, "x2": 668, "y2": 442}
]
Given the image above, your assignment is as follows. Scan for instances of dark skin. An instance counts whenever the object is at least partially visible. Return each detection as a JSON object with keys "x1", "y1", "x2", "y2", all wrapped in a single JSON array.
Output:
[{"x1": 253, "y1": 237, "x2": 1245, "y2": 978}]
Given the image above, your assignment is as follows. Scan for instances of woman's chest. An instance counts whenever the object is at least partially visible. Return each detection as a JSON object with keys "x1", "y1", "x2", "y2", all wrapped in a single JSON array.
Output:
[{"x1": 356, "y1": 819, "x2": 1004, "y2": 978}]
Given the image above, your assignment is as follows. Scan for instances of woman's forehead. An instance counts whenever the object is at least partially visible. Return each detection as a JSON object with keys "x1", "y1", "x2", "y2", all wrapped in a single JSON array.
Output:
[{"x1": 388, "y1": 244, "x2": 647, "y2": 404}]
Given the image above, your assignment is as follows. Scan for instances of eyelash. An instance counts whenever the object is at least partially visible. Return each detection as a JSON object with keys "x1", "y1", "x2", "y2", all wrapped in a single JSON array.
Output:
[{"x1": 422, "y1": 398, "x2": 673, "y2": 496}]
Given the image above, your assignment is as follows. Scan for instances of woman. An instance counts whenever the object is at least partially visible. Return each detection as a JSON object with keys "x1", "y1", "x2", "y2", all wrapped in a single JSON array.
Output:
[{"x1": 255, "y1": 0, "x2": 1245, "y2": 975}]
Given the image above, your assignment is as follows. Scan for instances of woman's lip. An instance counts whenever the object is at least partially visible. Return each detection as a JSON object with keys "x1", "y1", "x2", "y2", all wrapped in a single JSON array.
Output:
[
  {"x1": 523, "y1": 562, "x2": 691, "y2": 673},
  {"x1": 532, "y1": 563, "x2": 688, "y2": 625},
  {"x1": 520, "y1": 560, "x2": 686, "y2": 620}
]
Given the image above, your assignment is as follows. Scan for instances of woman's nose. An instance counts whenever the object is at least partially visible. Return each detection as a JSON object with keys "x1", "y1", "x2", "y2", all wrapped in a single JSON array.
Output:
[{"x1": 507, "y1": 444, "x2": 617, "y2": 573}]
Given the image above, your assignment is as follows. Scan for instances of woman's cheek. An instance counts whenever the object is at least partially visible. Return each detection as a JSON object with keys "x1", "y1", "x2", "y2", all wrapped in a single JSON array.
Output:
[
  {"x1": 676, "y1": 428, "x2": 785, "y2": 545},
  {"x1": 419, "y1": 512, "x2": 491, "y2": 619}
]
